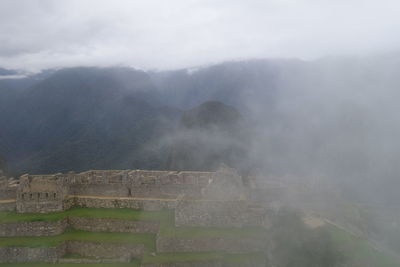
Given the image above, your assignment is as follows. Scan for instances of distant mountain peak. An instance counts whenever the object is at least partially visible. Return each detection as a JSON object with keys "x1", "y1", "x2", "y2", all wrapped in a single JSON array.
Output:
[{"x1": 181, "y1": 101, "x2": 240, "y2": 129}]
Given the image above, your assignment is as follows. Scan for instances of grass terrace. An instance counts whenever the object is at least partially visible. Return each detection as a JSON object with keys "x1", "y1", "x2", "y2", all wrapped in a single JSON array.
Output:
[
  {"x1": 0, "y1": 207, "x2": 170, "y2": 223},
  {"x1": 0, "y1": 229, "x2": 156, "y2": 250},
  {"x1": 0, "y1": 207, "x2": 397, "y2": 266}
]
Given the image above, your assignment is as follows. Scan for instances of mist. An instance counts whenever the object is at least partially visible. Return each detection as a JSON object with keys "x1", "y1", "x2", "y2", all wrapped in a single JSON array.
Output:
[{"x1": 1, "y1": 0, "x2": 400, "y2": 266}]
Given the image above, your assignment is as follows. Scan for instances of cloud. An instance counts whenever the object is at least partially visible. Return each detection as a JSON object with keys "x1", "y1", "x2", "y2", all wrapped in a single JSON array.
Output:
[{"x1": 1, "y1": 0, "x2": 400, "y2": 71}]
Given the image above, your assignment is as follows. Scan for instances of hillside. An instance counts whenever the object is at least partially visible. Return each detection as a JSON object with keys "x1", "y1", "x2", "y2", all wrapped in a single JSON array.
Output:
[
  {"x1": 0, "y1": 67, "x2": 180, "y2": 174},
  {"x1": 1, "y1": 58, "x2": 400, "y2": 260},
  {"x1": 166, "y1": 101, "x2": 248, "y2": 171}
]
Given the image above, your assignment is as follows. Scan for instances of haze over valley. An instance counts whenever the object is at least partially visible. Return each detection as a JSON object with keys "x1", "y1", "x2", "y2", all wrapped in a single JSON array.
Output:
[{"x1": 1, "y1": 1, "x2": 400, "y2": 266}]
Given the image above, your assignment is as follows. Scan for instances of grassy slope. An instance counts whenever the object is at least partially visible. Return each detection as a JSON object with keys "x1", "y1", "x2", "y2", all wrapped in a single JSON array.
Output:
[
  {"x1": 0, "y1": 229, "x2": 156, "y2": 250},
  {"x1": 0, "y1": 208, "x2": 398, "y2": 266},
  {"x1": 326, "y1": 224, "x2": 400, "y2": 267},
  {"x1": 0, "y1": 208, "x2": 169, "y2": 223},
  {"x1": 0, "y1": 208, "x2": 267, "y2": 265}
]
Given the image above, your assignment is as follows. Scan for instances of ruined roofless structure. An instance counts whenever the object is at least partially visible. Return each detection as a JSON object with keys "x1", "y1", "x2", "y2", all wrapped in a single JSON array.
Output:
[
  {"x1": 0, "y1": 168, "x2": 266, "y2": 226},
  {"x1": 0, "y1": 168, "x2": 270, "y2": 265}
]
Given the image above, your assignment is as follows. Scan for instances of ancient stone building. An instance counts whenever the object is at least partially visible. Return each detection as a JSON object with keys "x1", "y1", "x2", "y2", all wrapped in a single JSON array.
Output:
[
  {"x1": 0, "y1": 167, "x2": 264, "y2": 215},
  {"x1": 0, "y1": 167, "x2": 270, "y2": 266}
]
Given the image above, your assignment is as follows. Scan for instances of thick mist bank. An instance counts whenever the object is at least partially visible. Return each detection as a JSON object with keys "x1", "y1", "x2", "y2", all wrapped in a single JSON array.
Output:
[{"x1": 0, "y1": 55, "x2": 400, "y2": 207}]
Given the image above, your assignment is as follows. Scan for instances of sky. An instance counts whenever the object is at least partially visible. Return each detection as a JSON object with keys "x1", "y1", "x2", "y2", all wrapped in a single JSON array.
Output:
[{"x1": 0, "y1": 0, "x2": 399, "y2": 71}]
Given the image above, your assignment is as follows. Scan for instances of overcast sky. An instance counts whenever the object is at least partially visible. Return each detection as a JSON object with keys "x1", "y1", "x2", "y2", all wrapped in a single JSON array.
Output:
[{"x1": 0, "y1": 0, "x2": 399, "y2": 71}]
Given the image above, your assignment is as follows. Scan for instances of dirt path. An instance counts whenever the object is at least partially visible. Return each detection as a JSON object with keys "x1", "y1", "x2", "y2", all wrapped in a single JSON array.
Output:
[{"x1": 0, "y1": 199, "x2": 16, "y2": 203}]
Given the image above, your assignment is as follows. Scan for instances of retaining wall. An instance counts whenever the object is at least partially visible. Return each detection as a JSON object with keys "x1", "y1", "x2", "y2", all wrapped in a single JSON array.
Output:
[
  {"x1": 0, "y1": 217, "x2": 159, "y2": 237},
  {"x1": 0, "y1": 201, "x2": 15, "y2": 211},
  {"x1": 0, "y1": 219, "x2": 67, "y2": 237},
  {"x1": 68, "y1": 217, "x2": 159, "y2": 233},
  {"x1": 156, "y1": 236, "x2": 266, "y2": 253},
  {"x1": 175, "y1": 200, "x2": 266, "y2": 228},
  {"x1": 66, "y1": 241, "x2": 145, "y2": 259},
  {"x1": 0, "y1": 243, "x2": 66, "y2": 263},
  {"x1": 71, "y1": 196, "x2": 177, "y2": 211}
]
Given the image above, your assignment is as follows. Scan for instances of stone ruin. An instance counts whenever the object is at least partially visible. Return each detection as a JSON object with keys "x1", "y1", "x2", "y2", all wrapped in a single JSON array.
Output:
[
  {"x1": 0, "y1": 167, "x2": 271, "y2": 266},
  {"x1": 0, "y1": 167, "x2": 267, "y2": 221}
]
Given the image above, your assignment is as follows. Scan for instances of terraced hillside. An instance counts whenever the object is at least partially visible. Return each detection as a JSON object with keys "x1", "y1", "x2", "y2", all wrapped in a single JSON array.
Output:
[{"x1": 0, "y1": 207, "x2": 267, "y2": 266}]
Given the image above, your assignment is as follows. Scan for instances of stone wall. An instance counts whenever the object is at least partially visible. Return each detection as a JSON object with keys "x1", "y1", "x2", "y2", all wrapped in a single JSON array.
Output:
[
  {"x1": 156, "y1": 236, "x2": 266, "y2": 253},
  {"x1": 0, "y1": 243, "x2": 66, "y2": 263},
  {"x1": 71, "y1": 196, "x2": 177, "y2": 211},
  {"x1": 175, "y1": 200, "x2": 266, "y2": 228},
  {"x1": 70, "y1": 184, "x2": 130, "y2": 197},
  {"x1": 0, "y1": 217, "x2": 159, "y2": 237},
  {"x1": 16, "y1": 199, "x2": 64, "y2": 213},
  {"x1": 69, "y1": 170, "x2": 211, "y2": 199},
  {"x1": 68, "y1": 217, "x2": 159, "y2": 233},
  {"x1": 10, "y1": 167, "x2": 249, "y2": 214},
  {"x1": 0, "y1": 219, "x2": 67, "y2": 237},
  {"x1": 0, "y1": 200, "x2": 15, "y2": 211},
  {"x1": 66, "y1": 241, "x2": 145, "y2": 260},
  {"x1": 16, "y1": 173, "x2": 70, "y2": 213}
]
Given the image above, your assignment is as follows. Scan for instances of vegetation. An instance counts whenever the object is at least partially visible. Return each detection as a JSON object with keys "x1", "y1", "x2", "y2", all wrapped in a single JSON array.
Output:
[
  {"x1": 268, "y1": 209, "x2": 346, "y2": 267},
  {"x1": 0, "y1": 207, "x2": 169, "y2": 223},
  {"x1": 328, "y1": 224, "x2": 400, "y2": 267},
  {"x1": 0, "y1": 207, "x2": 398, "y2": 266},
  {"x1": 0, "y1": 229, "x2": 156, "y2": 250}
]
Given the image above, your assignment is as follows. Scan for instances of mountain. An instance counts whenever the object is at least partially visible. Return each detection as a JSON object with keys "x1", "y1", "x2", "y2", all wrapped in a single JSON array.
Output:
[
  {"x1": 0, "y1": 67, "x2": 180, "y2": 174},
  {"x1": 181, "y1": 100, "x2": 240, "y2": 129},
  {"x1": 1, "y1": 57, "x2": 400, "y2": 261},
  {"x1": 1, "y1": 57, "x2": 400, "y2": 206},
  {"x1": 166, "y1": 101, "x2": 248, "y2": 171},
  {"x1": 0, "y1": 154, "x2": 6, "y2": 176}
]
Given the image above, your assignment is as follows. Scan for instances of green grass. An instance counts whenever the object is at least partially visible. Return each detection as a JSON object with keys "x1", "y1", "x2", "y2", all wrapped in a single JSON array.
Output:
[
  {"x1": 142, "y1": 252, "x2": 265, "y2": 264},
  {"x1": 0, "y1": 207, "x2": 267, "y2": 239},
  {"x1": 327, "y1": 223, "x2": 400, "y2": 267},
  {"x1": 142, "y1": 252, "x2": 222, "y2": 263},
  {"x1": 0, "y1": 253, "x2": 264, "y2": 266},
  {"x1": 0, "y1": 207, "x2": 169, "y2": 223},
  {"x1": 0, "y1": 229, "x2": 156, "y2": 251},
  {"x1": 222, "y1": 252, "x2": 266, "y2": 264}
]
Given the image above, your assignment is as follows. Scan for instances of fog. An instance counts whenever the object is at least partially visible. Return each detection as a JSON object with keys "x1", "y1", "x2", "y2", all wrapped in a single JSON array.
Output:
[
  {"x1": 1, "y1": 0, "x2": 400, "y2": 71},
  {"x1": 1, "y1": 0, "x2": 400, "y2": 265}
]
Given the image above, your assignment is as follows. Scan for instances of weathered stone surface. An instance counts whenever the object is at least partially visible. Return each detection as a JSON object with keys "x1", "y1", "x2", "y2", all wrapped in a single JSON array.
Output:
[
  {"x1": 16, "y1": 173, "x2": 70, "y2": 213},
  {"x1": 0, "y1": 219, "x2": 67, "y2": 237},
  {"x1": 0, "y1": 243, "x2": 66, "y2": 263},
  {"x1": 0, "y1": 201, "x2": 15, "y2": 211},
  {"x1": 0, "y1": 217, "x2": 159, "y2": 236},
  {"x1": 68, "y1": 217, "x2": 159, "y2": 233},
  {"x1": 59, "y1": 257, "x2": 130, "y2": 263},
  {"x1": 0, "y1": 168, "x2": 271, "y2": 265},
  {"x1": 71, "y1": 196, "x2": 178, "y2": 211},
  {"x1": 12, "y1": 168, "x2": 242, "y2": 214},
  {"x1": 66, "y1": 241, "x2": 145, "y2": 259},
  {"x1": 156, "y1": 236, "x2": 266, "y2": 253},
  {"x1": 175, "y1": 200, "x2": 266, "y2": 228}
]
